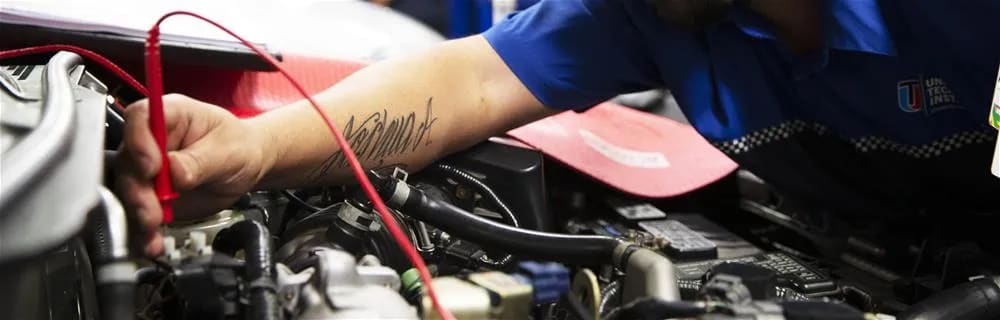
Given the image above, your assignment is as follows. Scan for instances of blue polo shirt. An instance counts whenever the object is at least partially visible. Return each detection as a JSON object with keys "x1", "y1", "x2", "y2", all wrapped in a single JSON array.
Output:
[{"x1": 484, "y1": 0, "x2": 1000, "y2": 216}]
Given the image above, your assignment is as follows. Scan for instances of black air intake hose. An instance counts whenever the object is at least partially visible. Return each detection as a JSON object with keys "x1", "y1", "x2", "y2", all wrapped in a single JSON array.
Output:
[
  {"x1": 213, "y1": 220, "x2": 279, "y2": 320},
  {"x1": 375, "y1": 175, "x2": 624, "y2": 265},
  {"x1": 898, "y1": 277, "x2": 1000, "y2": 320}
]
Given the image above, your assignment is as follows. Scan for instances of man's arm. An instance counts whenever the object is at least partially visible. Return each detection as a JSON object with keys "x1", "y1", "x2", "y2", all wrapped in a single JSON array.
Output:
[
  {"x1": 252, "y1": 35, "x2": 554, "y2": 188},
  {"x1": 118, "y1": 35, "x2": 551, "y2": 255}
]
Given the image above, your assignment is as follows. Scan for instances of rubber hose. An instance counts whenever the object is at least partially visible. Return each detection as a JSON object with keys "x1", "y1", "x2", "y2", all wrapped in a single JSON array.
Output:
[
  {"x1": 213, "y1": 220, "x2": 280, "y2": 320},
  {"x1": 782, "y1": 301, "x2": 864, "y2": 320},
  {"x1": 427, "y1": 164, "x2": 519, "y2": 267},
  {"x1": 431, "y1": 163, "x2": 519, "y2": 227},
  {"x1": 431, "y1": 164, "x2": 517, "y2": 267},
  {"x1": 135, "y1": 267, "x2": 165, "y2": 285},
  {"x1": 98, "y1": 283, "x2": 134, "y2": 320},
  {"x1": 392, "y1": 186, "x2": 624, "y2": 265},
  {"x1": 898, "y1": 277, "x2": 1000, "y2": 320},
  {"x1": 608, "y1": 298, "x2": 707, "y2": 320}
]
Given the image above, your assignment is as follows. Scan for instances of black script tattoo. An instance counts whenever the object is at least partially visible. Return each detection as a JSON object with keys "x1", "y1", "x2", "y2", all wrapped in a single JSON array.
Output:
[{"x1": 310, "y1": 97, "x2": 437, "y2": 180}]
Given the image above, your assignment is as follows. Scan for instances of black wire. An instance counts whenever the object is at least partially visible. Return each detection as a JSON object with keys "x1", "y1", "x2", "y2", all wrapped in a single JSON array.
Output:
[
  {"x1": 251, "y1": 203, "x2": 271, "y2": 227},
  {"x1": 149, "y1": 258, "x2": 175, "y2": 272},
  {"x1": 561, "y1": 294, "x2": 595, "y2": 320},
  {"x1": 431, "y1": 163, "x2": 519, "y2": 227},
  {"x1": 909, "y1": 238, "x2": 929, "y2": 278},
  {"x1": 282, "y1": 190, "x2": 322, "y2": 212}
]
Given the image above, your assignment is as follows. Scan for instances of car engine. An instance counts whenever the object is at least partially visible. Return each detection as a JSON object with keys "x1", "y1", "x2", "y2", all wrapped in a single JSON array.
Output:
[{"x1": 6, "y1": 52, "x2": 1000, "y2": 320}]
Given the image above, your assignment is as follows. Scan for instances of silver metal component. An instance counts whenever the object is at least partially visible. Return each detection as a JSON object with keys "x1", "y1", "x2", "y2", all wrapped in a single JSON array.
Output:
[
  {"x1": 0, "y1": 53, "x2": 107, "y2": 264},
  {"x1": 0, "y1": 67, "x2": 35, "y2": 100},
  {"x1": 414, "y1": 221, "x2": 435, "y2": 252},
  {"x1": 276, "y1": 263, "x2": 313, "y2": 314},
  {"x1": 164, "y1": 210, "x2": 245, "y2": 248},
  {"x1": 98, "y1": 187, "x2": 129, "y2": 260},
  {"x1": 96, "y1": 261, "x2": 137, "y2": 284},
  {"x1": 2, "y1": 52, "x2": 78, "y2": 207},
  {"x1": 284, "y1": 248, "x2": 416, "y2": 319},
  {"x1": 357, "y1": 265, "x2": 402, "y2": 291},
  {"x1": 353, "y1": 254, "x2": 401, "y2": 290},
  {"x1": 357, "y1": 254, "x2": 381, "y2": 267}
]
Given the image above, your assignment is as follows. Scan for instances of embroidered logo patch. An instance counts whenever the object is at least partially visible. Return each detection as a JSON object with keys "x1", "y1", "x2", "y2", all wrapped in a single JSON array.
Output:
[
  {"x1": 897, "y1": 80, "x2": 923, "y2": 112},
  {"x1": 897, "y1": 76, "x2": 962, "y2": 114}
]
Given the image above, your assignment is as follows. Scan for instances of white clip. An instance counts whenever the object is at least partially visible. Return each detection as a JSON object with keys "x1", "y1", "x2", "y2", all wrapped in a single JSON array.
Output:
[
  {"x1": 392, "y1": 167, "x2": 409, "y2": 182},
  {"x1": 164, "y1": 236, "x2": 180, "y2": 261},
  {"x1": 189, "y1": 231, "x2": 213, "y2": 256}
]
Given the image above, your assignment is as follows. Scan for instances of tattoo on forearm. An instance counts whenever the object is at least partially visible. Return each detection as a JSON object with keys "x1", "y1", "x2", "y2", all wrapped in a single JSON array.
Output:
[{"x1": 310, "y1": 97, "x2": 437, "y2": 180}]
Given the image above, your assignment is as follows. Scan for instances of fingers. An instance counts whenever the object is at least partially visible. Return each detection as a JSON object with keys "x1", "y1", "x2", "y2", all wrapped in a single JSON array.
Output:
[
  {"x1": 118, "y1": 94, "x2": 241, "y2": 256},
  {"x1": 119, "y1": 94, "x2": 199, "y2": 257},
  {"x1": 145, "y1": 230, "x2": 164, "y2": 257},
  {"x1": 115, "y1": 153, "x2": 164, "y2": 257},
  {"x1": 121, "y1": 101, "x2": 159, "y2": 177}
]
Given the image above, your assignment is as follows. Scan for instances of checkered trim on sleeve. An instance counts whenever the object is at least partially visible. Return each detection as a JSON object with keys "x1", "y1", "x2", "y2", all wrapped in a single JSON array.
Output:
[
  {"x1": 852, "y1": 130, "x2": 995, "y2": 158},
  {"x1": 713, "y1": 120, "x2": 828, "y2": 154},
  {"x1": 713, "y1": 121, "x2": 994, "y2": 158}
]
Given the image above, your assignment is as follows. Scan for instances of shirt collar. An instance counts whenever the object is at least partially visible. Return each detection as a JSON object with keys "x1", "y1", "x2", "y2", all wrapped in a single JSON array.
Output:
[{"x1": 729, "y1": 0, "x2": 896, "y2": 56}]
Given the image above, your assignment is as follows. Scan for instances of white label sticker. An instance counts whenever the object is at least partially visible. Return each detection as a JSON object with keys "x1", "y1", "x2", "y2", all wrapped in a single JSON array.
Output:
[
  {"x1": 578, "y1": 129, "x2": 670, "y2": 169},
  {"x1": 615, "y1": 204, "x2": 667, "y2": 220},
  {"x1": 991, "y1": 130, "x2": 1000, "y2": 178}
]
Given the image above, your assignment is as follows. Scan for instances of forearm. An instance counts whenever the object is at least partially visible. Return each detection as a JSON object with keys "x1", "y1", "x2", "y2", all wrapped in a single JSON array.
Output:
[{"x1": 250, "y1": 36, "x2": 551, "y2": 189}]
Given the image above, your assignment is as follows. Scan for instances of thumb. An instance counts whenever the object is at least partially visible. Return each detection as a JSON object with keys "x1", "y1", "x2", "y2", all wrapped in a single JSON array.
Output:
[{"x1": 168, "y1": 140, "x2": 228, "y2": 191}]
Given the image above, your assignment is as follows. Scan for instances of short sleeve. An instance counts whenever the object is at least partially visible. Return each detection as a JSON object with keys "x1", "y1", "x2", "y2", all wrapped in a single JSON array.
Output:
[{"x1": 483, "y1": 0, "x2": 663, "y2": 110}]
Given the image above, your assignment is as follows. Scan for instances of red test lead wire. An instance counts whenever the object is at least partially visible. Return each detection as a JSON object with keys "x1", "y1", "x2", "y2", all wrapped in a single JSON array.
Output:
[
  {"x1": 146, "y1": 11, "x2": 455, "y2": 320},
  {"x1": 143, "y1": 27, "x2": 178, "y2": 224},
  {"x1": 0, "y1": 44, "x2": 148, "y2": 96}
]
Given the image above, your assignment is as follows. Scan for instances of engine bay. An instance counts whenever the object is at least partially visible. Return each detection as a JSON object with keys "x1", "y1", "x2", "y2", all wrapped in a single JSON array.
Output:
[{"x1": 5, "y1": 51, "x2": 1000, "y2": 320}]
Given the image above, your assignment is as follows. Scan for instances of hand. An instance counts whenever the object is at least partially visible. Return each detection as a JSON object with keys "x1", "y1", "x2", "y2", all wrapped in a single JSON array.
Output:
[{"x1": 116, "y1": 94, "x2": 273, "y2": 256}]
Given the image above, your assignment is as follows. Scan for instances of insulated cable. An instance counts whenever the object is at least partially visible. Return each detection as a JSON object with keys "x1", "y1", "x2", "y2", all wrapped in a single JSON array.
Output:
[
  {"x1": 145, "y1": 11, "x2": 454, "y2": 319},
  {"x1": 0, "y1": 44, "x2": 149, "y2": 97}
]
